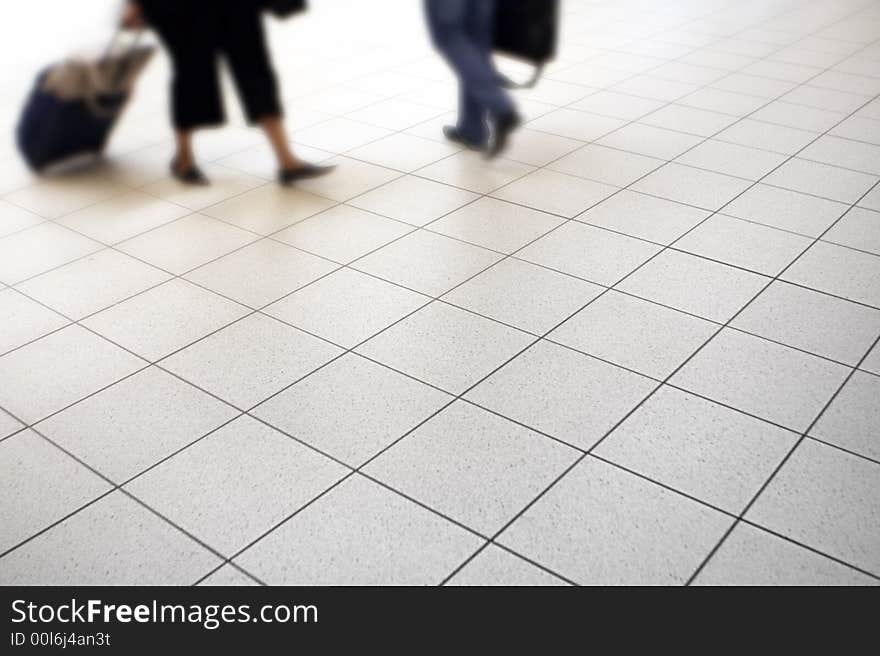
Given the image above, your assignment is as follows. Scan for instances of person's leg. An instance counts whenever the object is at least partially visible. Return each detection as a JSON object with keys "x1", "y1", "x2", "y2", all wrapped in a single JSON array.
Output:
[
  {"x1": 218, "y1": 4, "x2": 313, "y2": 173},
  {"x1": 425, "y1": 0, "x2": 513, "y2": 130},
  {"x1": 140, "y1": 3, "x2": 222, "y2": 179},
  {"x1": 464, "y1": 0, "x2": 519, "y2": 156}
]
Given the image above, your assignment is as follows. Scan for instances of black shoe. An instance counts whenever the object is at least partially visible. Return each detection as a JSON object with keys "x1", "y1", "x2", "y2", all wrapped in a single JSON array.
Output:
[
  {"x1": 442, "y1": 126, "x2": 488, "y2": 152},
  {"x1": 170, "y1": 159, "x2": 210, "y2": 186},
  {"x1": 487, "y1": 111, "x2": 522, "y2": 159},
  {"x1": 279, "y1": 163, "x2": 337, "y2": 186}
]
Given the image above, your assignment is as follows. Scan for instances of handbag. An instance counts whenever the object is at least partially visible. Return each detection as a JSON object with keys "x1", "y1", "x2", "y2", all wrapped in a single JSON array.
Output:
[{"x1": 263, "y1": 0, "x2": 308, "y2": 18}]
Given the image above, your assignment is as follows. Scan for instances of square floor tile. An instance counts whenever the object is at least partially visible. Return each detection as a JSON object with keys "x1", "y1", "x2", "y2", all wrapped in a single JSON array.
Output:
[
  {"x1": 675, "y1": 214, "x2": 811, "y2": 276},
  {"x1": 0, "y1": 430, "x2": 110, "y2": 553},
  {"x1": 348, "y1": 175, "x2": 479, "y2": 227},
  {"x1": 810, "y1": 371, "x2": 880, "y2": 461},
  {"x1": 55, "y1": 191, "x2": 190, "y2": 244},
  {"x1": 236, "y1": 475, "x2": 481, "y2": 585},
  {"x1": 617, "y1": 249, "x2": 770, "y2": 322},
  {"x1": 357, "y1": 302, "x2": 533, "y2": 394},
  {"x1": 354, "y1": 229, "x2": 501, "y2": 296},
  {"x1": 676, "y1": 141, "x2": 788, "y2": 181},
  {"x1": 214, "y1": 141, "x2": 335, "y2": 180},
  {"x1": 272, "y1": 204, "x2": 410, "y2": 264},
  {"x1": 801, "y1": 136, "x2": 880, "y2": 176},
  {"x1": 832, "y1": 117, "x2": 880, "y2": 146},
  {"x1": 764, "y1": 159, "x2": 878, "y2": 204},
  {"x1": 254, "y1": 353, "x2": 451, "y2": 466},
  {"x1": 612, "y1": 75, "x2": 700, "y2": 102},
  {"x1": 17, "y1": 250, "x2": 171, "y2": 320},
  {"x1": 467, "y1": 340, "x2": 655, "y2": 450},
  {"x1": 446, "y1": 545, "x2": 568, "y2": 586},
  {"x1": 782, "y1": 241, "x2": 880, "y2": 307},
  {"x1": 633, "y1": 163, "x2": 753, "y2": 212},
  {"x1": 493, "y1": 169, "x2": 617, "y2": 218},
  {"x1": 0, "y1": 325, "x2": 144, "y2": 424},
  {"x1": 265, "y1": 268, "x2": 427, "y2": 348},
  {"x1": 185, "y1": 239, "x2": 337, "y2": 308},
  {"x1": 0, "y1": 200, "x2": 44, "y2": 238},
  {"x1": 550, "y1": 291, "x2": 717, "y2": 378},
  {"x1": 860, "y1": 342, "x2": 880, "y2": 375},
  {"x1": 202, "y1": 185, "x2": 337, "y2": 235},
  {"x1": 746, "y1": 439, "x2": 880, "y2": 576},
  {"x1": 117, "y1": 214, "x2": 258, "y2": 276},
  {"x1": 293, "y1": 156, "x2": 400, "y2": 202},
  {"x1": 693, "y1": 522, "x2": 876, "y2": 585},
  {"x1": 501, "y1": 129, "x2": 583, "y2": 167},
  {"x1": 347, "y1": 133, "x2": 459, "y2": 172},
  {"x1": 162, "y1": 313, "x2": 341, "y2": 409},
  {"x1": 126, "y1": 415, "x2": 346, "y2": 555},
  {"x1": 527, "y1": 108, "x2": 625, "y2": 142},
  {"x1": 578, "y1": 190, "x2": 709, "y2": 244},
  {"x1": 0, "y1": 223, "x2": 103, "y2": 285},
  {"x1": 0, "y1": 491, "x2": 221, "y2": 585},
  {"x1": 140, "y1": 166, "x2": 265, "y2": 212},
  {"x1": 0, "y1": 289, "x2": 68, "y2": 355},
  {"x1": 293, "y1": 117, "x2": 393, "y2": 153},
  {"x1": 732, "y1": 281, "x2": 880, "y2": 365},
  {"x1": 497, "y1": 457, "x2": 731, "y2": 584},
  {"x1": 597, "y1": 123, "x2": 703, "y2": 160},
  {"x1": 722, "y1": 184, "x2": 848, "y2": 237},
  {"x1": 752, "y1": 101, "x2": 845, "y2": 132},
  {"x1": 348, "y1": 99, "x2": 445, "y2": 131},
  {"x1": 416, "y1": 151, "x2": 535, "y2": 194},
  {"x1": 671, "y1": 329, "x2": 850, "y2": 432},
  {"x1": 678, "y1": 88, "x2": 767, "y2": 116},
  {"x1": 640, "y1": 105, "x2": 738, "y2": 137},
  {"x1": 0, "y1": 409, "x2": 23, "y2": 440},
  {"x1": 716, "y1": 120, "x2": 818, "y2": 155},
  {"x1": 443, "y1": 258, "x2": 603, "y2": 335},
  {"x1": 83, "y1": 279, "x2": 248, "y2": 362},
  {"x1": 430, "y1": 197, "x2": 563, "y2": 253},
  {"x1": 823, "y1": 207, "x2": 880, "y2": 256},
  {"x1": 197, "y1": 565, "x2": 259, "y2": 586},
  {"x1": 37, "y1": 367, "x2": 237, "y2": 482},
  {"x1": 596, "y1": 387, "x2": 797, "y2": 513},
  {"x1": 548, "y1": 144, "x2": 664, "y2": 187},
  {"x1": 518, "y1": 221, "x2": 661, "y2": 286},
  {"x1": 365, "y1": 401, "x2": 579, "y2": 534},
  {"x1": 570, "y1": 91, "x2": 665, "y2": 121},
  {"x1": 711, "y1": 74, "x2": 796, "y2": 99},
  {"x1": 4, "y1": 175, "x2": 127, "y2": 219}
]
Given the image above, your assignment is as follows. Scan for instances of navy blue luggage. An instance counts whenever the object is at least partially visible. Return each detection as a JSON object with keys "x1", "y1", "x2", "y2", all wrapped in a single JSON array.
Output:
[{"x1": 16, "y1": 34, "x2": 154, "y2": 173}]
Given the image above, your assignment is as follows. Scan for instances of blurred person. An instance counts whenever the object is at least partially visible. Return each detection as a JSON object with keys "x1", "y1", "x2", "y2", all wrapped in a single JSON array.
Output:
[
  {"x1": 122, "y1": 0, "x2": 332, "y2": 185},
  {"x1": 424, "y1": 0, "x2": 521, "y2": 158}
]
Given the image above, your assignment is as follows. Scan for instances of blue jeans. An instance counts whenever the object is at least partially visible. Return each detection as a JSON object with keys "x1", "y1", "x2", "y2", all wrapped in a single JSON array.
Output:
[{"x1": 425, "y1": 0, "x2": 514, "y2": 144}]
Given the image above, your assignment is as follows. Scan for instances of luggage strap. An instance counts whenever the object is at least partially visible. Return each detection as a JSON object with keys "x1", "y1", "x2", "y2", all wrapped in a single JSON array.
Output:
[{"x1": 497, "y1": 64, "x2": 545, "y2": 90}]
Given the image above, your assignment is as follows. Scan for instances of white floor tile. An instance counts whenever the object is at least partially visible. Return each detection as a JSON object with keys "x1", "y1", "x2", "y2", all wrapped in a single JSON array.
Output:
[
  {"x1": 498, "y1": 457, "x2": 731, "y2": 585},
  {"x1": 0, "y1": 325, "x2": 145, "y2": 424},
  {"x1": 82, "y1": 279, "x2": 248, "y2": 362},
  {"x1": 446, "y1": 545, "x2": 568, "y2": 586},
  {"x1": 783, "y1": 241, "x2": 880, "y2": 307},
  {"x1": 0, "y1": 289, "x2": 68, "y2": 354},
  {"x1": 162, "y1": 313, "x2": 341, "y2": 409},
  {"x1": 126, "y1": 415, "x2": 347, "y2": 555},
  {"x1": 203, "y1": 185, "x2": 337, "y2": 235},
  {"x1": 672, "y1": 329, "x2": 850, "y2": 432},
  {"x1": 264, "y1": 268, "x2": 427, "y2": 348},
  {"x1": 723, "y1": 184, "x2": 848, "y2": 237},
  {"x1": 357, "y1": 302, "x2": 533, "y2": 394},
  {"x1": 747, "y1": 440, "x2": 880, "y2": 576},
  {"x1": 236, "y1": 475, "x2": 481, "y2": 585},
  {"x1": 254, "y1": 353, "x2": 451, "y2": 466},
  {"x1": 811, "y1": 372, "x2": 880, "y2": 461},
  {"x1": 348, "y1": 175, "x2": 479, "y2": 227},
  {"x1": 0, "y1": 223, "x2": 103, "y2": 285},
  {"x1": 0, "y1": 491, "x2": 222, "y2": 585}
]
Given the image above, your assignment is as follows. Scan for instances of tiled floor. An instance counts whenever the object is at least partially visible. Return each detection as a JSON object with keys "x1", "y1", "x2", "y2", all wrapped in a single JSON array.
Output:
[{"x1": 1, "y1": 0, "x2": 879, "y2": 586}]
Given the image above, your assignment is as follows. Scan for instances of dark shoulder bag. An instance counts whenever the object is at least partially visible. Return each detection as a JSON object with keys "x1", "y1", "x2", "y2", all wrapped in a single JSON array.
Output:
[{"x1": 263, "y1": 0, "x2": 308, "y2": 18}]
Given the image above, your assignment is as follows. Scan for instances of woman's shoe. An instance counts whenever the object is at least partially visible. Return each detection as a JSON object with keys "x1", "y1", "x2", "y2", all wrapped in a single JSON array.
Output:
[
  {"x1": 279, "y1": 163, "x2": 337, "y2": 186},
  {"x1": 170, "y1": 159, "x2": 210, "y2": 186}
]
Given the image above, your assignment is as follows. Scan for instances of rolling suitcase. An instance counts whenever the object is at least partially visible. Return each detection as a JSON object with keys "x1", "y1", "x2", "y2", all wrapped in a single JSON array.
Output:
[
  {"x1": 16, "y1": 31, "x2": 155, "y2": 173},
  {"x1": 493, "y1": 0, "x2": 559, "y2": 88}
]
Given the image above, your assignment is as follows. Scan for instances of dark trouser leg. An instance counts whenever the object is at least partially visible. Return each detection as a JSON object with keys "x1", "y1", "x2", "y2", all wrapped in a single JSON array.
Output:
[
  {"x1": 218, "y1": 4, "x2": 283, "y2": 124},
  {"x1": 425, "y1": 0, "x2": 513, "y2": 141},
  {"x1": 143, "y1": 5, "x2": 224, "y2": 130}
]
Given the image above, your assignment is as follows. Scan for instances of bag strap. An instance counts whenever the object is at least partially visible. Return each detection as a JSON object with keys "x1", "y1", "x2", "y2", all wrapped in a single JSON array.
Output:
[{"x1": 497, "y1": 64, "x2": 544, "y2": 90}]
